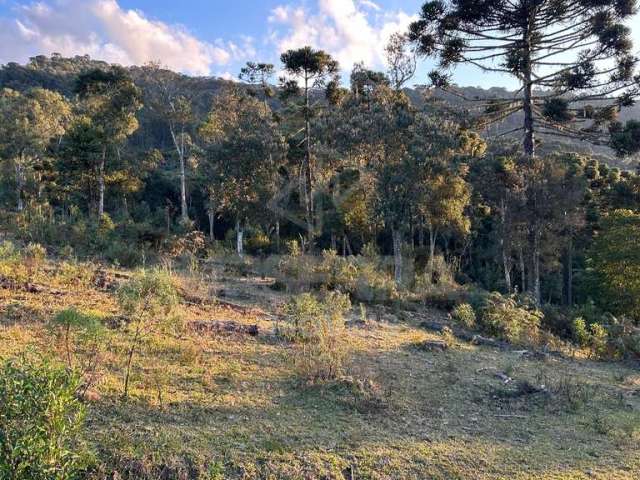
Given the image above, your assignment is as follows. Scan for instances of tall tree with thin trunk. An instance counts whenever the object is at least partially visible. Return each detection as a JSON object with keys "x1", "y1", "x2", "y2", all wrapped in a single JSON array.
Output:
[
  {"x1": 408, "y1": 0, "x2": 640, "y2": 158},
  {"x1": 140, "y1": 64, "x2": 195, "y2": 223},
  {"x1": 0, "y1": 88, "x2": 71, "y2": 211},
  {"x1": 199, "y1": 87, "x2": 286, "y2": 256},
  {"x1": 280, "y1": 47, "x2": 339, "y2": 248},
  {"x1": 75, "y1": 67, "x2": 141, "y2": 218}
]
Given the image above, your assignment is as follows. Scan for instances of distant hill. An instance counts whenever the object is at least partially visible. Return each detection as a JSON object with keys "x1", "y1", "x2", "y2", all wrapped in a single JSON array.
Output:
[{"x1": 1, "y1": 54, "x2": 638, "y2": 168}]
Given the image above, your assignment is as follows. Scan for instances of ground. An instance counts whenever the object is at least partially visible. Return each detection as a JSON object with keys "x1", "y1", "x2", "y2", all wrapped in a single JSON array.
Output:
[{"x1": 1, "y1": 259, "x2": 640, "y2": 480}]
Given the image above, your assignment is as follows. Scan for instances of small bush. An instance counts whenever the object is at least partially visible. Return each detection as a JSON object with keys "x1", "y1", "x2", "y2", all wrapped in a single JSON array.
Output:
[
  {"x1": 49, "y1": 309, "x2": 107, "y2": 397},
  {"x1": 0, "y1": 356, "x2": 92, "y2": 479},
  {"x1": 283, "y1": 291, "x2": 352, "y2": 381},
  {"x1": 452, "y1": 303, "x2": 476, "y2": 329},
  {"x1": 479, "y1": 293, "x2": 543, "y2": 346},
  {"x1": 118, "y1": 270, "x2": 178, "y2": 398}
]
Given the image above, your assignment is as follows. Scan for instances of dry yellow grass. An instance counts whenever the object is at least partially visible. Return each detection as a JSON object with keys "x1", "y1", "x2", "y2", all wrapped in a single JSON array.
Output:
[{"x1": 1, "y1": 259, "x2": 640, "y2": 479}]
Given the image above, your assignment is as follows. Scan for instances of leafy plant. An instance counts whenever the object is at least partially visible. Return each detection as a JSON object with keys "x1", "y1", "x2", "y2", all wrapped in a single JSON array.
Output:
[
  {"x1": 479, "y1": 293, "x2": 542, "y2": 345},
  {"x1": 49, "y1": 308, "x2": 106, "y2": 397},
  {"x1": 451, "y1": 303, "x2": 476, "y2": 329},
  {"x1": 0, "y1": 355, "x2": 92, "y2": 479},
  {"x1": 117, "y1": 270, "x2": 178, "y2": 398},
  {"x1": 283, "y1": 291, "x2": 352, "y2": 381}
]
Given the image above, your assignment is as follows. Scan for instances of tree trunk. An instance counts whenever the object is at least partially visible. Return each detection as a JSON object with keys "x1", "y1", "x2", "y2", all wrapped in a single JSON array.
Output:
[
  {"x1": 275, "y1": 220, "x2": 281, "y2": 254},
  {"x1": 518, "y1": 246, "x2": 526, "y2": 294},
  {"x1": 208, "y1": 211, "x2": 215, "y2": 241},
  {"x1": 236, "y1": 219, "x2": 244, "y2": 257},
  {"x1": 428, "y1": 225, "x2": 437, "y2": 274},
  {"x1": 531, "y1": 231, "x2": 541, "y2": 306},
  {"x1": 98, "y1": 147, "x2": 106, "y2": 217},
  {"x1": 170, "y1": 126, "x2": 189, "y2": 223},
  {"x1": 331, "y1": 231, "x2": 337, "y2": 252},
  {"x1": 304, "y1": 74, "x2": 314, "y2": 248},
  {"x1": 522, "y1": 14, "x2": 536, "y2": 159},
  {"x1": 179, "y1": 130, "x2": 188, "y2": 222},
  {"x1": 15, "y1": 157, "x2": 25, "y2": 212},
  {"x1": 563, "y1": 237, "x2": 574, "y2": 306},
  {"x1": 392, "y1": 228, "x2": 403, "y2": 285},
  {"x1": 500, "y1": 198, "x2": 512, "y2": 293}
]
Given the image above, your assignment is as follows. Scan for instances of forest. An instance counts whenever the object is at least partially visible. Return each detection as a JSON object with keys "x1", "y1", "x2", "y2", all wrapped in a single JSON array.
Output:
[{"x1": 2, "y1": 0, "x2": 640, "y2": 479}]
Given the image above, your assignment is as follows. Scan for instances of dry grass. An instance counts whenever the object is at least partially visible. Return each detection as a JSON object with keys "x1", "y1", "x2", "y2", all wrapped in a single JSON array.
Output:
[{"x1": 1, "y1": 258, "x2": 640, "y2": 479}]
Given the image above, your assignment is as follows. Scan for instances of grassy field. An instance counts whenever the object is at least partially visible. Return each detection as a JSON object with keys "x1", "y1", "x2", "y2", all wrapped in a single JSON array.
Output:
[{"x1": 1, "y1": 259, "x2": 640, "y2": 479}]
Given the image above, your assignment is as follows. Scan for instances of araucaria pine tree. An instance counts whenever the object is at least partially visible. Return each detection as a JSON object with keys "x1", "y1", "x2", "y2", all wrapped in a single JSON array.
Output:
[{"x1": 408, "y1": 0, "x2": 640, "y2": 158}]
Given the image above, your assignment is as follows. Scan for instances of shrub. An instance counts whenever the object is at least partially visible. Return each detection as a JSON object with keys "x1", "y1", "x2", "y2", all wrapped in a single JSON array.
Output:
[
  {"x1": 0, "y1": 356, "x2": 92, "y2": 479},
  {"x1": 572, "y1": 317, "x2": 590, "y2": 348},
  {"x1": 0, "y1": 240, "x2": 27, "y2": 283},
  {"x1": 283, "y1": 291, "x2": 352, "y2": 381},
  {"x1": 478, "y1": 293, "x2": 543, "y2": 345},
  {"x1": 49, "y1": 309, "x2": 107, "y2": 397},
  {"x1": 104, "y1": 241, "x2": 143, "y2": 268},
  {"x1": 23, "y1": 242, "x2": 46, "y2": 273},
  {"x1": 452, "y1": 303, "x2": 476, "y2": 329},
  {"x1": 117, "y1": 270, "x2": 178, "y2": 398}
]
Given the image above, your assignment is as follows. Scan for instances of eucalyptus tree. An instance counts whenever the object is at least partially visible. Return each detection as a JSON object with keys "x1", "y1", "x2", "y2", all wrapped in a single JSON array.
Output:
[
  {"x1": 199, "y1": 87, "x2": 286, "y2": 256},
  {"x1": 408, "y1": 0, "x2": 640, "y2": 158},
  {"x1": 385, "y1": 32, "x2": 417, "y2": 91},
  {"x1": 280, "y1": 47, "x2": 339, "y2": 246},
  {"x1": 0, "y1": 88, "x2": 71, "y2": 211},
  {"x1": 140, "y1": 63, "x2": 195, "y2": 223},
  {"x1": 75, "y1": 67, "x2": 142, "y2": 217}
]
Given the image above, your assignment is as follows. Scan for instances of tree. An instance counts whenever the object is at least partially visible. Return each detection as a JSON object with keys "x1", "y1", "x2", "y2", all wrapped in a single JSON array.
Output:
[
  {"x1": 0, "y1": 88, "x2": 70, "y2": 211},
  {"x1": 140, "y1": 64, "x2": 195, "y2": 223},
  {"x1": 588, "y1": 209, "x2": 640, "y2": 322},
  {"x1": 199, "y1": 87, "x2": 286, "y2": 256},
  {"x1": 280, "y1": 47, "x2": 339, "y2": 247},
  {"x1": 408, "y1": 0, "x2": 640, "y2": 158},
  {"x1": 117, "y1": 270, "x2": 177, "y2": 399},
  {"x1": 75, "y1": 67, "x2": 142, "y2": 217},
  {"x1": 385, "y1": 32, "x2": 417, "y2": 91}
]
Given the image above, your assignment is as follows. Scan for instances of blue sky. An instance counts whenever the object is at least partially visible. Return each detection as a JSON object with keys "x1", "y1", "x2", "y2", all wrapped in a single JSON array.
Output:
[{"x1": 0, "y1": 0, "x2": 637, "y2": 90}]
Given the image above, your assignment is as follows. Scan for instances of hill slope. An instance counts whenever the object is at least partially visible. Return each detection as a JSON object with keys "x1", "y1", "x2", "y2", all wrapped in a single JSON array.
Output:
[{"x1": 1, "y1": 256, "x2": 639, "y2": 479}]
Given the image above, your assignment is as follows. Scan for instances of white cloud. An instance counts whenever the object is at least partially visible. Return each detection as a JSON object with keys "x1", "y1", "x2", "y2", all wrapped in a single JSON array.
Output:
[
  {"x1": 269, "y1": 0, "x2": 417, "y2": 73},
  {"x1": 0, "y1": 0, "x2": 248, "y2": 75},
  {"x1": 359, "y1": 0, "x2": 381, "y2": 11}
]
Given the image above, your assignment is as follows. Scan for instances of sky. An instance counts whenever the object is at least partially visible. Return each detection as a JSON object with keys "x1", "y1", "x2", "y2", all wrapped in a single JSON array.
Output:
[{"x1": 0, "y1": 0, "x2": 638, "y2": 90}]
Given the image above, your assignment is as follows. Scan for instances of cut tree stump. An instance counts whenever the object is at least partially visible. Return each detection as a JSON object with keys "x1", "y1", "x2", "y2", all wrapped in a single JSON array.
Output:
[{"x1": 190, "y1": 320, "x2": 259, "y2": 336}]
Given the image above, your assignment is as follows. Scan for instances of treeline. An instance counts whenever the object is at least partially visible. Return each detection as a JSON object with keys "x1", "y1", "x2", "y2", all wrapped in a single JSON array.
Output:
[{"x1": 0, "y1": 49, "x2": 639, "y2": 320}]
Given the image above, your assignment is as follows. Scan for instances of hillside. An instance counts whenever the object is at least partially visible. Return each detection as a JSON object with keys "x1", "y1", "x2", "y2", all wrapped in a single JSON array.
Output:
[
  {"x1": 1, "y1": 250, "x2": 640, "y2": 479},
  {"x1": 1, "y1": 55, "x2": 638, "y2": 168}
]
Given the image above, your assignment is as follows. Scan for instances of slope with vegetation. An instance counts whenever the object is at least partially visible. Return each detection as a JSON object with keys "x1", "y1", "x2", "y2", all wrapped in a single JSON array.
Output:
[{"x1": 1, "y1": 0, "x2": 640, "y2": 478}]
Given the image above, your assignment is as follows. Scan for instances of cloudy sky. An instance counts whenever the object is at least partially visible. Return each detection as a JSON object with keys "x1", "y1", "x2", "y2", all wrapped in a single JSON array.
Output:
[{"x1": 0, "y1": 0, "x2": 638, "y2": 89}]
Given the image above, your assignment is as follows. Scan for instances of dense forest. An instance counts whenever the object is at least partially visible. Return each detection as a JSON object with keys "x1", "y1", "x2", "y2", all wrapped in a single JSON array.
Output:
[
  {"x1": 2, "y1": 1, "x2": 640, "y2": 477},
  {"x1": 1, "y1": 48, "x2": 639, "y2": 312}
]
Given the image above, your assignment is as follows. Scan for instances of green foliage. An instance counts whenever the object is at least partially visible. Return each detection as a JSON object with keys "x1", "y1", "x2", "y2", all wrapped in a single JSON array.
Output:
[
  {"x1": 49, "y1": 309, "x2": 106, "y2": 395},
  {"x1": 588, "y1": 209, "x2": 640, "y2": 321},
  {"x1": 479, "y1": 293, "x2": 543, "y2": 346},
  {"x1": 283, "y1": 291, "x2": 352, "y2": 381},
  {"x1": 117, "y1": 270, "x2": 178, "y2": 318},
  {"x1": 452, "y1": 303, "x2": 476, "y2": 329},
  {"x1": 0, "y1": 355, "x2": 91, "y2": 479},
  {"x1": 117, "y1": 270, "x2": 178, "y2": 398}
]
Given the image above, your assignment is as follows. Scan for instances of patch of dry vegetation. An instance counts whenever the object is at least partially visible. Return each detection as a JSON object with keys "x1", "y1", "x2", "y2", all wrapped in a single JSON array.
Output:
[{"x1": 1, "y1": 253, "x2": 640, "y2": 479}]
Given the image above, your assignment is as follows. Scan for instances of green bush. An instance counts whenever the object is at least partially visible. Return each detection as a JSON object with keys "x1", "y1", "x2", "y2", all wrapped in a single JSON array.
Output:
[
  {"x1": 49, "y1": 309, "x2": 107, "y2": 396},
  {"x1": 452, "y1": 303, "x2": 476, "y2": 329},
  {"x1": 117, "y1": 270, "x2": 178, "y2": 398},
  {"x1": 478, "y1": 293, "x2": 543, "y2": 345},
  {"x1": 283, "y1": 291, "x2": 352, "y2": 381},
  {"x1": 0, "y1": 356, "x2": 92, "y2": 479}
]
